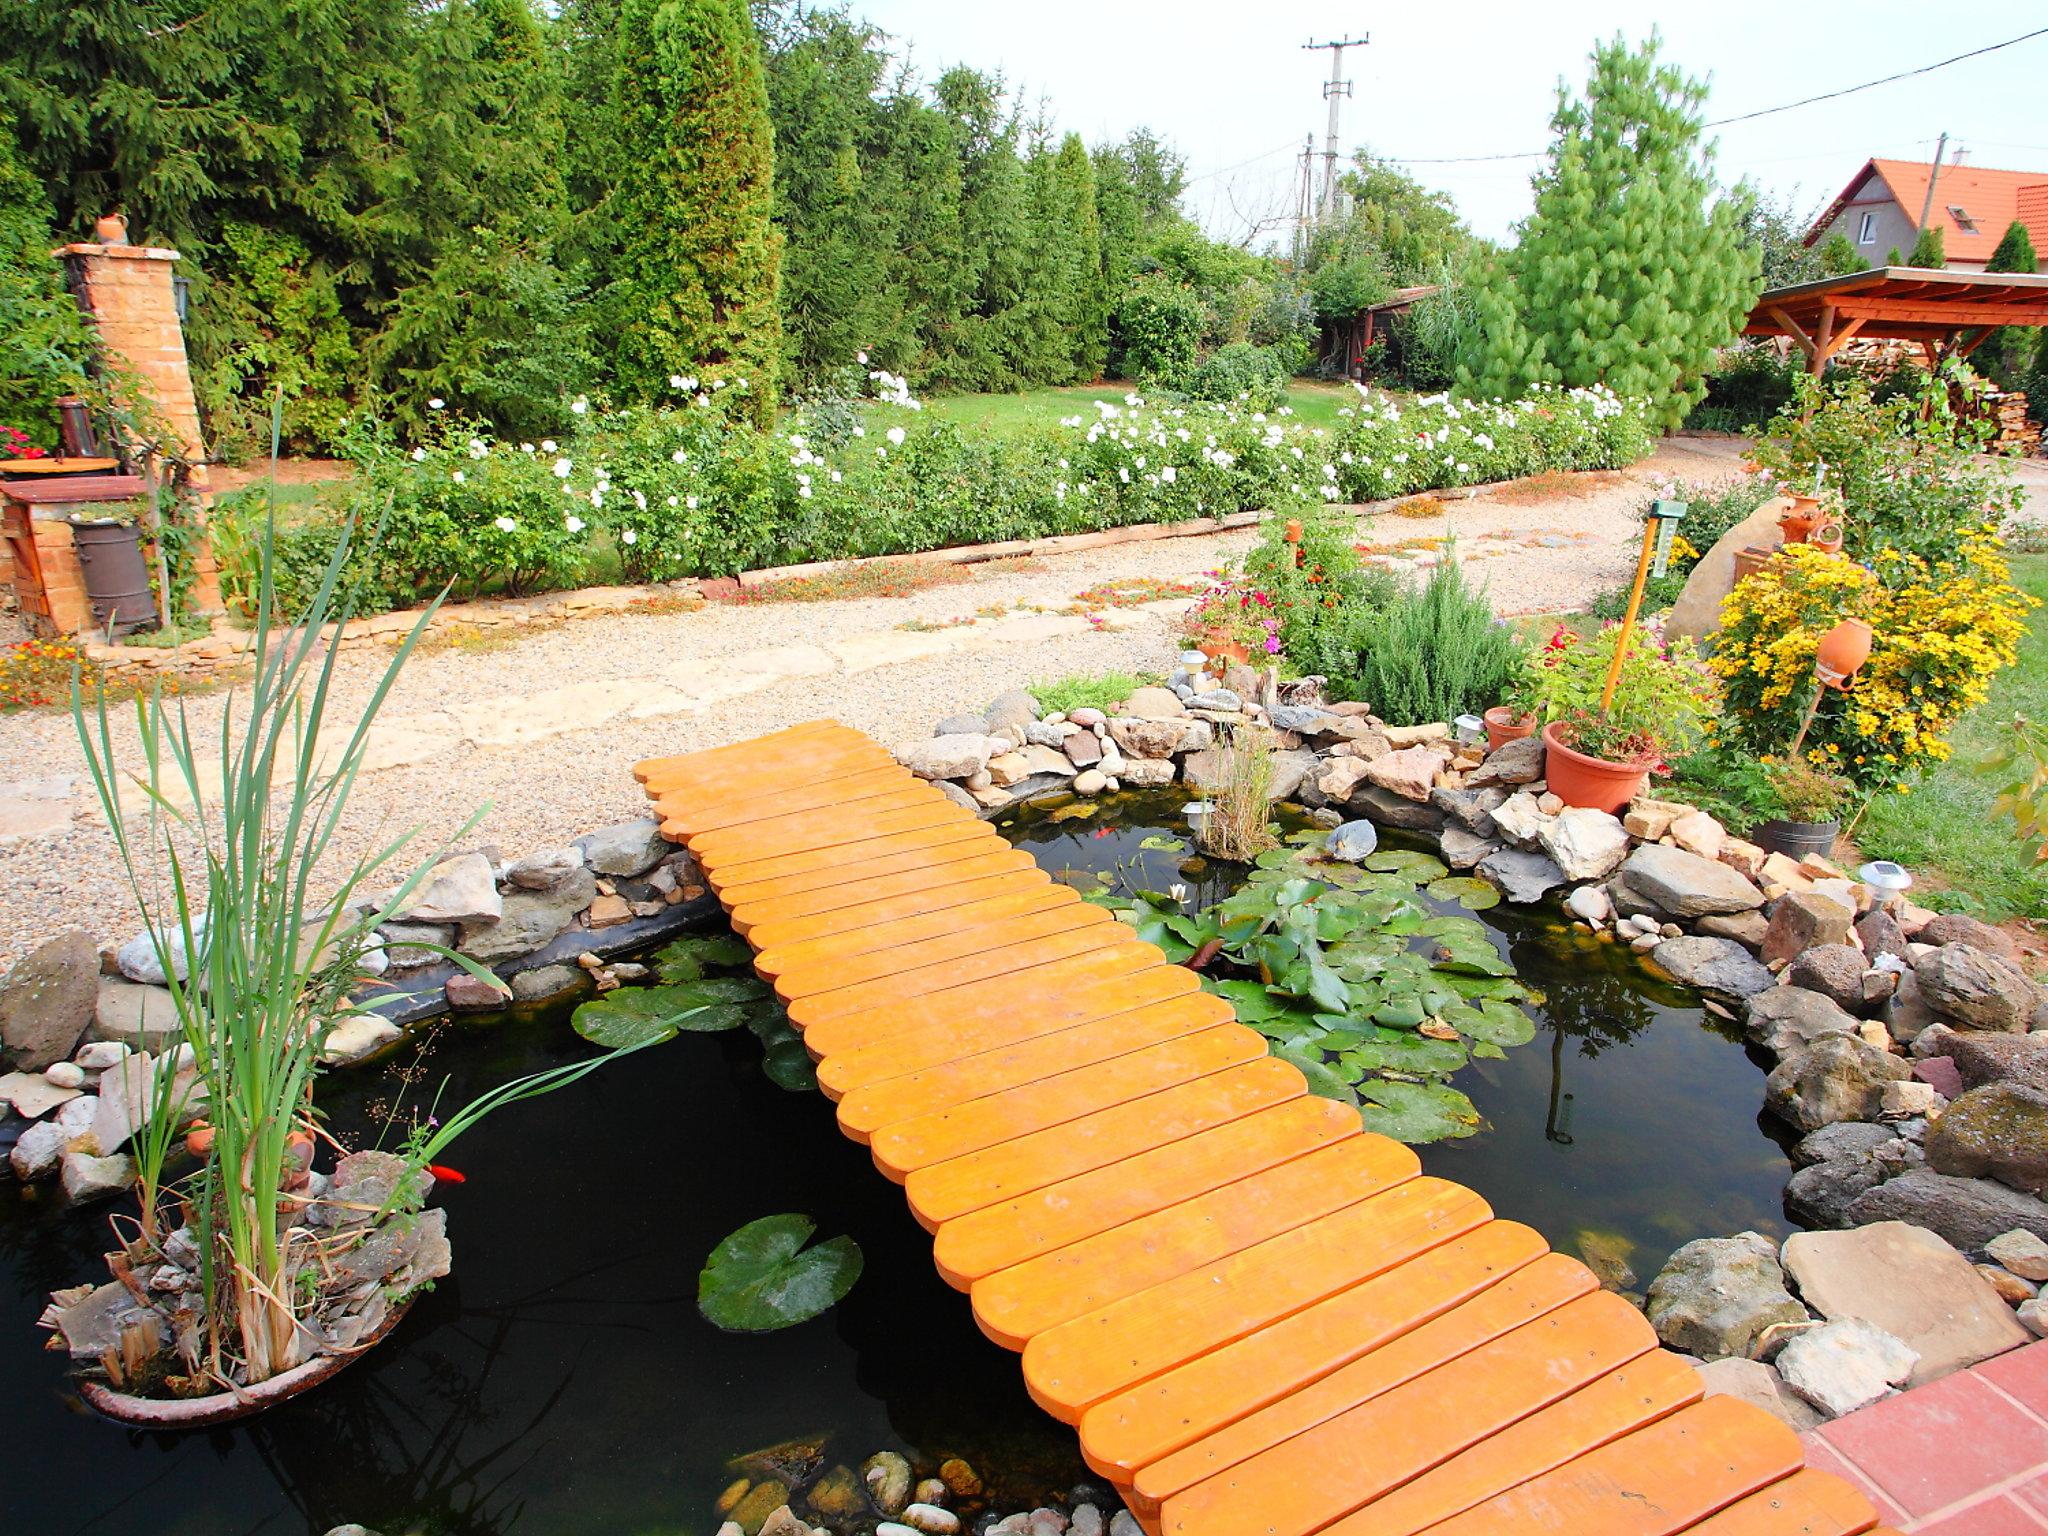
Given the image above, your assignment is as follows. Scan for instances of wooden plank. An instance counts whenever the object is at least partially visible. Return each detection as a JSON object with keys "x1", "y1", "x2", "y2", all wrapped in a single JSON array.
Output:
[
  {"x1": 932, "y1": 1096, "x2": 1358, "y2": 1291},
  {"x1": 869, "y1": 1024, "x2": 1270, "y2": 1179},
  {"x1": 1158, "y1": 1291, "x2": 1657, "y2": 1536},
  {"x1": 776, "y1": 901, "x2": 1113, "y2": 1004},
  {"x1": 1021, "y1": 1179, "x2": 1491, "y2": 1422},
  {"x1": 633, "y1": 720, "x2": 852, "y2": 784},
  {"x1": 971, "y1": 1134, "x2": 1419, "y2": 1349},
  {"x1": 787, "y1": 924, "x2": 1143, "y2": 1030},
  {"x1": 1831, "y1": 298, "x2": 2048, "y2": 326},
  {"x1": 1676, "y1": 1469, "x2": 1876, "y2": 1535},
  {"x1": 904, "y1": 1056, "x2": 1308, "y2": 1230},
  {"x1": 691, "y1": 791, "x2": 964, "y2": 866},
  {"x1": 1099, "y1": 1236, "x2": 1578, "y2": 1497},
  {"x1": 1384, "y1": 1397, "x2": 1802, "y2": 1536},
  {"x1": 659, "y1": 765, "x2": 915, "y2": 835},
  {"x1": 819, "y1": 963, "x2": 1200, "y2": 1101},
  {"x1": 837, "y1": 992, "x2": 1235, "y2": 1139},
  {"x1": 802, "y1": 943, "x2": 1169, "y2": 1060},
  {"x1": 735, "y1": 851, "x2": 1045, "y2": 940},
  {"x1": 758, "y1": 883, "x2": 1081, "y2": 980},
  {"x1": 709, "y1": 820, "x2": 1001, "y2": 897},
  {"x1": 644, "y1": 741, "x2": 896, "y2": 807},
  {"x1": 1311, "y1": 1351, "x2": 1702, "y2": 1536}
]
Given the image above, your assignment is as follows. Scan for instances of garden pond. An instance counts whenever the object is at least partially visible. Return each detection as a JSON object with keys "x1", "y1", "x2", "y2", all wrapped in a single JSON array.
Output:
[{"x1": 0, "y1": 790, "x2": 1801, "y2": 1534}]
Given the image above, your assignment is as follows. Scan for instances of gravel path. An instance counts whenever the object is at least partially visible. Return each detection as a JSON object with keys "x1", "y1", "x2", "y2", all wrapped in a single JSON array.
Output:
[{"x1": 0, "y1": 432, "x2": 2004, "y2": 967}]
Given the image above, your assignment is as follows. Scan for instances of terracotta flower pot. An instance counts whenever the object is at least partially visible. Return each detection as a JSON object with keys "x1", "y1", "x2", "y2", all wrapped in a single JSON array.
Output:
[
  {"x1": 1730, "y1": 545, "x2": 1774, "y2": 587},
  {"x1": 1778, "y1": 493, "x2": 1824, "y2": 545},
  {"x1": 1541, "y1": 721, "x2": 1650, "y2": 815},
  {"x1": 1197, "y1": 626, "x2": 1250, "y2": 668},
  {"x1": 1815, "y1": 617, "x2": 1874, "y2": 688},
  {"x1": 1483, "y1": 706, "x2": 1537, "y2": 752}
]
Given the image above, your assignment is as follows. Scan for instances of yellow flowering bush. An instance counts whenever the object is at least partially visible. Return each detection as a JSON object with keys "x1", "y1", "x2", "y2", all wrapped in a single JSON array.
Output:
[{"x1": 1712, "y1": 533, "x2": 2036, "y2": 789}]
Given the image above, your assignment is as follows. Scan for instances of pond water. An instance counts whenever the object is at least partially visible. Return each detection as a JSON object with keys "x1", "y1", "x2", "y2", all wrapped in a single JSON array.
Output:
[
  {"x1": 0, "y1": 788, "x2": 1799, "y2": 1534},
  {"x1": 998, "y1": 790, "x2": 1801, "y2": 1291}
]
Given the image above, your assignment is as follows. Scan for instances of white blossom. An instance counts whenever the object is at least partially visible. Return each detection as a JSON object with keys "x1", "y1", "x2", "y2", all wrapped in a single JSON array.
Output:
[
  {"x1": 428, "y1": 398, "x2": 445, "y2": 411},
  {"x1": 570, "y1": 396, "x2": 589, "y2": 415},
  {"x1": 410, "y1": 446, "x2": 427, "y2": 462},
  {"x1": 451, "y1": 470, "x2": 466, "y2": 483},
  {"x1": 886, "y1": 426, "x2": 906, "y2": 446},
  {"x1": 493, "y1": 515, "x2": 516, "y2": 532},
  {"x1": 553, "y1": 457, "x2": 573, "y2": 478},
  {"x1": 621, "y1": 528, "x2": 637, "y2": 544},
  {"x1": 565, "y1": 515, "x2": 585, "y2": 533}
]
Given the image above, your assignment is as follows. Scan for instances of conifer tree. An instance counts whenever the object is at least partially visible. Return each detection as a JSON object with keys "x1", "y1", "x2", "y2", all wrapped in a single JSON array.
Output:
[
  {"x1": 1054, "y1": 134, "x2": 1108, "y2": 379},
  {"x1": 1988, "y1": 219, "x2": 2038, "y2": 274},
  {"x1": 1457, "y1": 34, "x2": 1760, "y2": 430},
  {"x1": 606, "y1": 0, "x2": 782, "y2": 416},
  {"x1": 1816, "y1": 233, "x2": 1866, "y2": 276},
  {"x1": 1907, "y1": 224, "x2": 1945, "y2": 268},
  {"x1": 0, "y1": 113, "x2": 93, "y2": 447},
  {"x1": 1885, "y1": 246, "x2": 1904, "y2": 266}
]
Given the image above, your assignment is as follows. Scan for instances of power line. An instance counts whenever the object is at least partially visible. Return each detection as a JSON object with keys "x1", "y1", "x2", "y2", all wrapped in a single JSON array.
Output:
[
  {"x1": 1384, "y1": 25, "x2": 2048, "y2": 166},
  {"x1": 1183, "y1": 136, "x2": 1310, "y2": 186}
]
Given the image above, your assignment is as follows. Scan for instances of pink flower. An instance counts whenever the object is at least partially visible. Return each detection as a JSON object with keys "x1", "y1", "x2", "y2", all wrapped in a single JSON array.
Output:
[{"x1": 1264, "y1": 634, "x2": 1282, "y2": 654}]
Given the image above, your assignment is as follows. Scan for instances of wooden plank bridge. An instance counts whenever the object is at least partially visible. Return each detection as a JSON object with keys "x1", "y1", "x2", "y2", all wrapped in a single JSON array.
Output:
[{"x1": 636, "y1": 721, "x2": 1898, "y2": 1536}]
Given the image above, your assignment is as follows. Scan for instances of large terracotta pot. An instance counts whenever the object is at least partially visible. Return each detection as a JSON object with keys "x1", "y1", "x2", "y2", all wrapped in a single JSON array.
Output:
[
  {"x1": 1196, "y1": 627, "x2": 1250, "y2": 669},
  {"x1": 1730, "y1": 545, "x2": 1774, "y2": 587},
  {"x1": 1541, "y1": 721, "x2": 1650, "y2": 815},
  {"x1": 1815, "y1": 617, "x2": 1874, "y2": 688},
  {"x1": 1483, "y1": 706, "x2": 1537, "y2": 753},
  {"x1": 1778, "y1": 493, "x2": 1824, "y2": 544}
]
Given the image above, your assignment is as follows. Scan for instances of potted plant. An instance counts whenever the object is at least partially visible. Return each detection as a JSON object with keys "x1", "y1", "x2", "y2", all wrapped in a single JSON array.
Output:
[
  {"x1": 1520, "y1": 621, "x2": 1713, "y2": 813},
  {"x1": 1182, "y1": 575, "x2": 1281, "y2": 669},
  {"x1": 1749, "y1": 760, "x2": 1854, "y2": 859},
  {"x1": 1485, "y1": 628, "x2": 1568, "y2": 749}
]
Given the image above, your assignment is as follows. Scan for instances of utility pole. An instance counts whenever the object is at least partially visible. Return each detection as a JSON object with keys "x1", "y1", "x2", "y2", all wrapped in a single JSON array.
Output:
[
  {"x1": 1304, "y1": 36, "x2": 1367, "y2": 221},
  {"x1": 1914, "y1": 130, "x2": 1949, "y2": 238},
  {"x1": 1293, "y1": 135, "x2": 1316, "y2": 263}
]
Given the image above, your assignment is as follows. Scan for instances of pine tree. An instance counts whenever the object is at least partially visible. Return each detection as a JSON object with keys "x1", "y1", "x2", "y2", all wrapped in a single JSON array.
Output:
[
  {"x1": 605, "y1": 0, "x2": 782, "y2": 416},
  {"x1": 1816, "y1": 233, "x2": 1866, "y2": 276},
  {"x1": 1987, "y1": 220, "x2": 2038, "y2": 274},
  {"x1": 1885, "y1": 246, "x2": 1904, "y2": 266},
  {"x1": 1907, "y1": 224, "x2": 1945, "y2": 268},
  {"x1": 1456, "y1": 34, "x2": 1761, "y2": 431}
]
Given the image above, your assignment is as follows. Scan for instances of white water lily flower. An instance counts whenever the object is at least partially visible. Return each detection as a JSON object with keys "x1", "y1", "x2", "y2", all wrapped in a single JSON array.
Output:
[
  {"x1": 493, "y1": 515, "x2": 516, "y2": 532},
  {"x1": 620, "y1": 528, "x2": 636, "y2": 544},
  {"x1": 565, "y1": 514, "x2": 585, "y2": 533},
  {"x1": 886, "y1": 426, "x2": 906, "y2": 446}
]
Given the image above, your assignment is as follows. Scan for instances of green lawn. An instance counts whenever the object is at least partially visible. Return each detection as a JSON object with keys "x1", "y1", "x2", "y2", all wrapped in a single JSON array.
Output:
[
  {"x1": 916, "y1": 378, "x2": 1362, "y2": 436},
  {"x1": 1856, "y1": 552, "x2": 2048, "y2": 921}
]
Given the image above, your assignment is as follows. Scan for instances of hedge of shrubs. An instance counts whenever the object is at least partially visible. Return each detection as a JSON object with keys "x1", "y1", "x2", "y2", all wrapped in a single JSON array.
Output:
[{"x1": 220, "y1": 379, "x2": 1659, "y2": 615}]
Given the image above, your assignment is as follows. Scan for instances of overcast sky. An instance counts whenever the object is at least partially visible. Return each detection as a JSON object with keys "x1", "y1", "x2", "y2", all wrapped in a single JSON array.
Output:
[{"x1": 853, "y1": 2, "x2": 2048, "y2": 246}]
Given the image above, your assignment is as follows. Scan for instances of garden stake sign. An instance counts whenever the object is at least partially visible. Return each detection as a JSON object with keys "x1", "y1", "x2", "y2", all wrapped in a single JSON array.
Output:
[{"x1": 1599, "y1": 499, "x2": 1686, "y2": 712}]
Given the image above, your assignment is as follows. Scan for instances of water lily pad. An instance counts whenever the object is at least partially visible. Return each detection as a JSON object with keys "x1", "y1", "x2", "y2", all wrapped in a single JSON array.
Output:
[
  {"x1": 747, "y1": 1007, "x2": 820, "y2": 1092},
  {"x1": 653, "y1": 933, "x2": 753, "y2": 982},
  {"x1": 1207, "y1": 979, "x2": 1286, "y2": 1020},
  {"x1": 1425, "y1": 877, "x2": 1501, "y2": 911},
  {"x1": 1364, "y1": 850, "x2": 1448, "y2": 883},
  {"x1": 572, "y1": 985, "x2": 749, "y2": 1048},
  {"x1": 1359, "y1": 1081, "x2": 1484, "y2": 1144},
  {"x1": 1275, "y1": 1044, "x2": 1359, "y2": 1106},
  {"x1": 1139, "y1": 834, "x2": 1188, "y2": 852},
  {"x1": 1447, "y1": 999, "x2": 1536, "y2": 1048},
  {"x1": 698, "y1": 1214, "x2": 863, "y2": 1332},
  {"x1": 1344, "y1": 1033, "x2": 1469, "y2": 1075}
]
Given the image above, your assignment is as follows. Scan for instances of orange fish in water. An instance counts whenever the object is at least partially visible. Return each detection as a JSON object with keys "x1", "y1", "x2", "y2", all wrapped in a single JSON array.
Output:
[{"x1": 427, "y1": 1163, "x2": 466, "y2": 1185}]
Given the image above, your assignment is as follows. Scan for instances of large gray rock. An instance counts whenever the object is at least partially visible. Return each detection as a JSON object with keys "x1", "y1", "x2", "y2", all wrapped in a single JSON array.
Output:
[
  {"x1": 1764, "y1": 1036, "x2": 1911, "y2": 1131},
  {"x1": 1926, "y1": 1082, "x2": 2048, "y2": 1196},
  {"x1": 1785, "y1": 1158, "x2": 1886, "y2": 1229},
  {"x1": 1488, "y1": 789, "x2": 1553, "y2": 849},
  {"x1": 1693, "y1": 1356, "x2": 1822, "y2": 1432},
  {"x1": 1747, "y1": 987, "x2": 1861, "y2": 1060},
  {"x1": 896, "y1": 733, "x2": 996, "y2": 782},
  {"x1": 378, "y1": 920, "x2": 454, "y2": 970},
  {"x1": 1537, "y1": 808, "x2": 1630, "y2": 882},
  {"x1": 394, "y1": 852, "x2": 502, "y2": 925},
  {"x1": 1949, "y1": 1031, "x2": 2048, "y2": 1094},
  {"x1": 1646, "y1": 1231, "x2": 1809, "y2": 1360},
  {"x1": 1917, "y1": 943, "x2": 2036, "y2": 1032},
  {"x1": 1649, "y1": 937, "x2": 1776, "y2": 1001},
  {"x1": 1466, "y1": 733, "x2": 1545, "y2": 788},
  {"x1": 1431, "y1": 785, "x2": 1508, "y2": 835},
  {"x1": 1348, "y1": 785, "x2": 1445, "y2": 833},
  {"x1": 504, "y1": 845, "x2": 586, "y2": 894},
  {"x1": 88, "y1": 978, "x2": 185, "y2": 1052},
  {"x1": 581, "y1": 818, "x2": 676, "y2": 877},
  {"x1": 1786, "y1": 945, "x2": 1873, "y2": 1014},
  {"x1": 1360, "y1": 746, "x2": 1448, "y2": 803},
  {"x1": 1781, "y1": 1221, "x2": 2029, "y2": 1385},
  {"x1": 460, "y1": 868, "x2": 596, "y2": 963},
  {"x1": 1439, "y1": 826, "x2": 1503, "y2": 870},
  {"x1": 1325, "y1": 821, "x2": 1379, "y2": 863},
  {"x1": 1775, "y1": 1319, "x2": 1916, "y2": 1418},
  {"x1": 1616, "y1": 844, "x2": 1764, "y2": 919},
  {"x1": 59, "y1": 1150, "x2": 135, "y2": 1204},
  {"x1": 1791, "y1": 1121, "x2": 1896, "y2": 1169},
  {"x1": 984, "y1": 689, "x2": 1039, "y2": 736},
  {"x1": 1477, "y1": 848, "x2": 1567, "y2": 905},
  {"x1": 1762, "y1": 891, "x2": 1855, "y2": 967},
  {"x1": 1266, "y1": 749, "x2": 1320, "y2": 804},
  {"x1": 1846, "y1": 1169, "x2": 2048, "y2": 1251},
  {"x1": 115, "y1": 921, "x2": 201, "y2": 985},
  {"x1": 0, "y1": 930, "x2": 99, "y2": 1070},
  {"x1": 1106, "y1": 716, "x2": 1193, "y2": 760},
  {"x1": 1918, "y1": 912, "x2": 2019, "y2": 958}
]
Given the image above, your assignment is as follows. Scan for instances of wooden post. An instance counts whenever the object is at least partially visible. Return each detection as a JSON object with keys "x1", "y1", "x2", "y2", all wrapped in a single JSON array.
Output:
[{"x1": 1599, "y1": 516, "x2": 1660, "y2": 713}]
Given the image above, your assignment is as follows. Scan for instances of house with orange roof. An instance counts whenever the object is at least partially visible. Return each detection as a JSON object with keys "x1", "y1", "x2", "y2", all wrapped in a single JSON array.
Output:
[{"x1": 1805, "y1": 157, "x2": 2048, "y2": 270}]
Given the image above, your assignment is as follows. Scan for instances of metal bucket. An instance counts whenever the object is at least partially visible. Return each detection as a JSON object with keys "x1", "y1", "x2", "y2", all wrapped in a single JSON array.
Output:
[{"x1": 69, "y1": 518, "x2": 158, "y2": 636}]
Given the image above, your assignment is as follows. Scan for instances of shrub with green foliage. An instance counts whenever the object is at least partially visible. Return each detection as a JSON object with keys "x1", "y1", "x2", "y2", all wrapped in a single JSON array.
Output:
[
  {"x1": 1116, "y1": 277, "x2": 1203, "y2": 389},
  {"x1": 1688, "y1": 344, "x2": 1800, "y2": 433},
  {"x1": 1816, "y1": 233, "x2": 1867, "y2": 276},
  {"x1": 1333, "y1": 385, "x2": 1656, "y2": 500},
  {"x1": 1336, "y1": 555, "x2": 1523, "y2": 725},
  {"x1": 1456, "y1": 35, "x2": 1761, "y2": 430},
  {"x1": 1182, "y1": 343, "x2": 1289, "y2": 411},
  {"x1": 1907, "y1": 225, "x2": 1946, "y2": 268},
  {"x1": 0, "y1": 116, "x2": 92, "y2": 448}
]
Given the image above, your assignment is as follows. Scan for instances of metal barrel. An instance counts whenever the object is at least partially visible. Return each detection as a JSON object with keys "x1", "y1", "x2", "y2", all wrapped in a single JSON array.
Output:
[{"x1": 69, "y1": 518, "x2": 158, "y2": 635}]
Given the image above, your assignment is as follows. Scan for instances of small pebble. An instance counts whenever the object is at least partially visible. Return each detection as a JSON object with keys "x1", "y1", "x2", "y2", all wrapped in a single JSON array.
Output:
[{"x1": 43, "y1": 1062, "x2": 86, "y2": 1089}]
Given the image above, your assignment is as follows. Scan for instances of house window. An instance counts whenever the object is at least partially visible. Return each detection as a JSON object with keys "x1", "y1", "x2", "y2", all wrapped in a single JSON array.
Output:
[
  {"x1": 1856, "y1": 211, "x2": 1877, "y2": 244},
  {"x1": 1948, "y1": 205, "x2": 1977, "y2": 233}
]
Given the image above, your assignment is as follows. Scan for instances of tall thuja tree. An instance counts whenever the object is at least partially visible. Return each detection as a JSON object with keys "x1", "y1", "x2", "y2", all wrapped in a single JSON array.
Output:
[
  {"x1": 1458, "y1": 33, "x2": 1759, "y2": 430},
  {"x1": 875, "y1": 83, "x2": 969, "y2": 382},
  {"x1": 1982, "y1": 218, "x2": 2039, "y2": 391},
  {"x1": 933, "y1": 66, "x2": 1029, "y2": 390},
  {"x1": 1054, "y1": 133, "x2": 1108, "y2": 379},
  {"x1": 605, "y1": 0, "x2": 782, "y2": 416},
  {"x1": 1907, "y1": 224, "x2": 1946, "y2": 268},
  {"x1": 374, "y1": 0, "x2": 590, "y2": 435}
]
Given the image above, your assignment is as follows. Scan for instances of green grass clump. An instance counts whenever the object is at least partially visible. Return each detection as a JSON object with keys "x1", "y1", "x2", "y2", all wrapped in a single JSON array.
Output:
[
  {"x1": 1033, "y1": 670, "x2": 1147, "y2": 716},
  {"x1": 1858, "y1": 553, "x2": 2048, "y2": 922}
]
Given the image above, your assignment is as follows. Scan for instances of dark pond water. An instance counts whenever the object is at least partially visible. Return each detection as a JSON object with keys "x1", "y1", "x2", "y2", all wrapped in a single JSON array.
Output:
[
  {"x1": 998, "y1": 790, "x2": 1801, "y2": 1292},
  {"x1": 0, "y1": 1008, "x2": 1090, "y2": 1535},
  {"x1": 0, "y1": 788, "x2": 1799, "y2": 1534}
]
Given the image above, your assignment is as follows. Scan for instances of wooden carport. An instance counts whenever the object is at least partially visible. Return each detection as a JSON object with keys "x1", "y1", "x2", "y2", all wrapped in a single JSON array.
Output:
[{"x1": 1743, "y1": 265, "x2": 2048, "y2": 374}]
